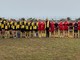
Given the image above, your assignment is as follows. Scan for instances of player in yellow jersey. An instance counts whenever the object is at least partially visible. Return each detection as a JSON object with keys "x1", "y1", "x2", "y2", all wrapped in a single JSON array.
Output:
[
  {"x1": 28, "y1": 21, "x2": 31, "y2": 37},
  {"x1": 21, "y1": 21, "x2": 26, "y2": 38},
  {"x1": 9, "y1": 20, "x2": 13, "y2": 38},
  {"x1": 13, "y1": 21, "x2": 17, "y2": 38},
  {"x1": 29, "y1": 21, "x2": 33, "y2": 37},
  {"x1": 5, "y1": 22, "x2": 10, "y2": 38},
  {"x1": 1, "y1": 20, "x2": 5, "y2": 38},
  {"x1": 31, "y1": 21, "x2": 34, "y2": 37},
  {"x1": 33, "y1": 21, "x2": 38, "y2": 37},
  {"x1": 11, "y1": 21, "x2": 16, "y2": 38},
  {"x1": 25, "y1": 21, "x2": 29, "y2": 38},
  {"x1": 24, "y1": 20, "x2": 27, "y2": 38},
  {"x1": 16, "y1": 21, "x2": 21, "y2": 38}
]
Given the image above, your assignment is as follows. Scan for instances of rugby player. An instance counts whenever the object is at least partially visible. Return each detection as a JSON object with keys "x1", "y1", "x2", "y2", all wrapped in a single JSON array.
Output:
[
  {"x1": 68, "y1": 22, "x2": 74, "y2": 38},
  {"x1": 74, "y1": 22, "x2": 78, "y2": 38},
  {"x1": 49, "y1": 21, "x2": 55, "y2": 37},
  {"x1": 58, "y1": 20, "x2": 64, "y2": 38}
]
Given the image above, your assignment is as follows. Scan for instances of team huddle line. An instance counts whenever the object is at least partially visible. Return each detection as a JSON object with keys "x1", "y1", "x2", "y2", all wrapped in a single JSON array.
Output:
[{"x1": 0, "y1": 18, "x2": 80, "y2": 38}]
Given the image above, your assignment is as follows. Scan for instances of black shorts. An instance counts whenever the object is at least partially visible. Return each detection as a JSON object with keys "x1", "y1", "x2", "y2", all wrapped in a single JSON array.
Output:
[
  {"x1": 2, "y1": 28, "x2": 5, "y2": 30},
  {"x1": 25, "y1": 29, "x2": 29, "y2": 31},
  {"x1": 46, "y1": 28, "x2": 49, "y2": 31},
  {"x1": 69, "y1": 27, "x2": 73, "y2": 30},
  {"x1": 0, "y1": 29, "x2": 2, "y2": 31},
  {"x1": 33, "y1": 29, "x2": 38, "y2": 31},
  {"x1": 21, "y1": 29, "x2": 25, "y2": 33},
  {"x1": 12, "y1": 29, "x2": 16, "y2": 31},
  {"x1": 10, "y1": 31, "x2": 12, "y2": 35},
  {"x1": 29, "y1": 30, "x2": 32, "y2": 31},
  {"x1": 26, "y1": 30, "x2": 29, "y2": 32},
  {"x1": 74, "y1": 30, "x2": 78, "y2": 33},
  {"x1": 16, "y1": 28, "x2": 20, "y2": 31},
  {"x1": 5, "y1": 29, "x2": 8, "y2": 31}
]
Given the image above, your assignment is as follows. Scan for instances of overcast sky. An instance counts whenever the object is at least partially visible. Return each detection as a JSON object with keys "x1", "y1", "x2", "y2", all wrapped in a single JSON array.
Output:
[{"x1": 0, "y1": 0, "x2": 80, "y2": 19}]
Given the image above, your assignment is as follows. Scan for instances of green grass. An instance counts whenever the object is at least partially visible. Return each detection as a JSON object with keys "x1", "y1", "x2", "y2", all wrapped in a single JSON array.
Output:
[{"x1": 0, "y1": 38, "x2": 80, "y2": 60}]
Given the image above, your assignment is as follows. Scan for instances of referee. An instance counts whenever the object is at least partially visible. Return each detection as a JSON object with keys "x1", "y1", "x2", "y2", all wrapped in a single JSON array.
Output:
[{"x1": 46, "y1": 19, "x2": 50, "y2": 37}]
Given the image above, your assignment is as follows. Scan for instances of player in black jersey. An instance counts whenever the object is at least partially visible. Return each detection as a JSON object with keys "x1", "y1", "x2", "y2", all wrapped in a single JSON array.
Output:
[
  {"x1": 74, "y1": 22, "x2": 78, "y2": 38},
  {"x1": 46, "y1": 19, "x2": 50, "y2": 37}
]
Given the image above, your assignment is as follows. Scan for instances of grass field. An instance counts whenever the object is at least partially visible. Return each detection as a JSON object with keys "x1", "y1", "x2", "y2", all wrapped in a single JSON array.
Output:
[{"x1": 0, "y1": 38, "x2": 80, "y2": 60}]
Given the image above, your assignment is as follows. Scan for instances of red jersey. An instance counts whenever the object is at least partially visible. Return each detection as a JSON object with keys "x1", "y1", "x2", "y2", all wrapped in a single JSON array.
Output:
[
  {"x1": 40, "y1": 21, "x2": 45, "y2": 31},
  {"x1": 49, "y1": 21, "x2": 55, "y2": 32},
  {"x1": 68, "y1": 22, "x2": 74, "y2": 29},
  {"x1": 64, "y1": 21, "x2": 69, "y2": 30},
  {"x1": 58, "y1": 21, "x2": 64, "y2": 30},
  {"x1": 38, "y1": 21, "x2": 41, "y2": 31},
  {"x1": 78, "y1": 21, "x2": 80, "y2": 30}
]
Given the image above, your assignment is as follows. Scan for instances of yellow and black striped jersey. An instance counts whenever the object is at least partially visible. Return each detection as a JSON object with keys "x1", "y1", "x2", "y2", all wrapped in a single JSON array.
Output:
[
  {"x1": 16, "y1": 24, "x2": 20, "y2": 29},
  {"x1": 21, "y1": 25, "x2": 25, "y2": 29},
  {"x1": 5, "y1": 25, "x2": 8, "y2": 29},
  {"x1": 1, "y1": 24, "x2": 4, "y2": 28},
  {"x1": 32, "y1": 22, "x2": 34, "y2": 26},
  {"x1": 25, "y1": 22, "x2": 29, "y2": 30},
  {"x1": 14, "y1": 22, "x2": 17, "y2": 26},
  {"x1": 33, "y1": 22, "x2": 37, "y2": 29},
  {"x1": 24, "y1": 21, "x2": 26, "y2": 25},
  {"x1": 11, "y1": 25, "x2": 15, "y2": 29},
  {"x1": 10, "y1": 21, "x2": 13, "y2": 25},
  {"x1": 19, "y1": 21, "x2": 22, "y2": 25},
  {"x1": 33, "y1": 26, "x2": 37, "y2": 29},
  {"x1": 25, "y1": 25, "x2": 28, "y2": 30},
  {"x1": 30, "y1": 26, "x2": 32, "y2": 30},
  {"x1": 28, "y1": 22, "x2": 30, "y2": 26}
]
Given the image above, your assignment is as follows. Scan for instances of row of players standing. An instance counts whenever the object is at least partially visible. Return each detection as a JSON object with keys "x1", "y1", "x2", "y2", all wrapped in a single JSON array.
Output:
[
  {"x1": 48, "y1": 20, "x2": 80, "y2": 38},
  {"x1": 37, "y1": 20, "x2": 80, "y2": 38},
  {"x1": 0, "y1": 19, "x2": 80, "y2": 38}
]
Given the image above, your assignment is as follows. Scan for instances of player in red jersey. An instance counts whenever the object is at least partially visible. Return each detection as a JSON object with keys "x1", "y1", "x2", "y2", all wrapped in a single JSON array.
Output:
[
  {"x1": 38, "y1": 20, "x2": 41, "y2": 37},
  {"x1": 63, "y1": 20, "x2": 69, "y2": 37},
  {"x1": 40, "y1": 21, "x2": 45, "y2": 37},
  {"x1": 49, "y1": 21, "x2": 55, "y2": 37},
  {"x1": 58, "y1": 20, "x2": 64, "y2": 37},
  {"x1": 78, "y1": 20, "x2": 80, "y2": 37},
  {"x1": 68, "y1": 22, "x2": 74, "y2": 38},
  {"x1": 38, "y1": 20, "x2": 45, "y2": 37}
]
